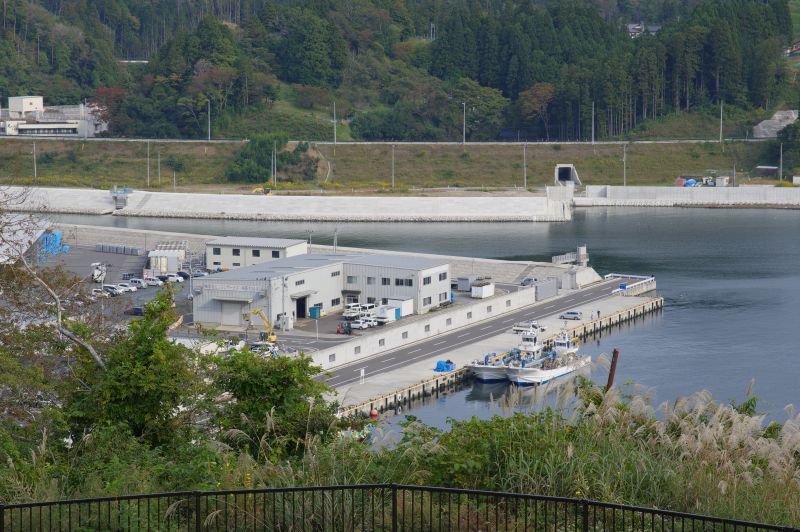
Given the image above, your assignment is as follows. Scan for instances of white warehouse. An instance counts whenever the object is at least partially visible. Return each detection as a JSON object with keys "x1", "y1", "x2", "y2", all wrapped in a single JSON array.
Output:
[
  {"x1": 205, "y1": 236, "x2": 308, "y2": 271},
  {"x1": 191, "y1": 253, "x2": 450, "y2": 330}
]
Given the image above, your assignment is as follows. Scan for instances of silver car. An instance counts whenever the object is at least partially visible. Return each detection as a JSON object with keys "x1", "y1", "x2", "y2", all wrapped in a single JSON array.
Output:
[{"x1": 559, "y1": 310, "x2": 583, "y2": 320}]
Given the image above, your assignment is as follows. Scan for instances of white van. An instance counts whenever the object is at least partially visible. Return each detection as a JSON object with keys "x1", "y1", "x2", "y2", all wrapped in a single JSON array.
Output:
[
  {"x1": 343, "y1": 303, "x2": 361, "y2": 319},
  {"x1": 359, "y1": 303, "x2": 377, "y2": 317},
  {"x1": 130, "y1": 278, "x2": 148, "y2": 289}
]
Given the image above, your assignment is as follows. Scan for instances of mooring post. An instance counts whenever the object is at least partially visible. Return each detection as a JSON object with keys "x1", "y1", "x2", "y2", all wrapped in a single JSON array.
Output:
[{"x1": 606, "y1": 348, "x2": 620, "y2": 391}]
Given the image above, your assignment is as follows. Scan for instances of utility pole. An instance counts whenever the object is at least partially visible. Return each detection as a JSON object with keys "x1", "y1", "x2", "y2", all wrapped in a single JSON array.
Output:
[
  {"x1": 391, "y1": 144, "x2": 395, "y2": 189},
  {"x1": 333, "y1": 227, "x2": 338, "y2": 254},
  {"x1": 157, "y1": 152, "x2": 161, "y2": 186},
  {"x1": 522, "y1": 144, "x2": 528, "y2": 189},
  {"x1": 173, "y1": 170, "x2": 176, "y2": 192},
  {"x1": 623, "y1": 143, "x2": 627, "y2": 186},
  {"x1": 207, "y1": 99, "x2": 211, "y2": 142},
  {"x1": 462, "y1": 102, "x2": 466, "y2": 145},
  {"x1": 146, "y1": 141, "x2": 150, "y2": 187},
  {"x1": 591, "y1": 101, "x2": 596, "y2": 144},
  {"x1": 719, "y1": 99, "x2": 724, "y2": 143},
  {"x1": 780, "y1": 143, "x2": 783, "y2": 182},
  {"x1": 272, "y1": 141, "x2": 277, "y2": 186},
  {"x1": 333, "y1": 101, "x2": 337, "y2": 156},
  {"x1": 32, "y1": 141, "x2": 37, "y2": 180}
]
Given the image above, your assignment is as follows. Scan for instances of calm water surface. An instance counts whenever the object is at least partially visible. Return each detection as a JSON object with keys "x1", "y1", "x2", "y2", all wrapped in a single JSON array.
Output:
[{"x1": 53, "y1": 208, "x2": 800, "y2": 422}]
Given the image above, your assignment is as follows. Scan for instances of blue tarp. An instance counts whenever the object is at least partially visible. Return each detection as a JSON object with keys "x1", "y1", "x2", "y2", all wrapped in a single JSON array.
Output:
[{"x1": 434, "y1": 360, "x2": 456, "y2": 372}]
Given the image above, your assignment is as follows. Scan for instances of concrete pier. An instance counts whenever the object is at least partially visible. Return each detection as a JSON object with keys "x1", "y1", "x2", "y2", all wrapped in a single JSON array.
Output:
[{"x1": 336, "y1": 295, "x2": 663, "y2": 416}]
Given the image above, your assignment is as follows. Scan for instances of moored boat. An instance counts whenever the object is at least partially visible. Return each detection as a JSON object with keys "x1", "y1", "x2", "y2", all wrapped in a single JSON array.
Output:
[{"x1": 506, "y1": 351, "x2": 591, "y2": 386}]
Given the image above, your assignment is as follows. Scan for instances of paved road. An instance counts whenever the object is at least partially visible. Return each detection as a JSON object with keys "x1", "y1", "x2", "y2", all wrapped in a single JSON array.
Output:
[{"x1": 324, "y1": 278, "x2": 632, "y2": 388}]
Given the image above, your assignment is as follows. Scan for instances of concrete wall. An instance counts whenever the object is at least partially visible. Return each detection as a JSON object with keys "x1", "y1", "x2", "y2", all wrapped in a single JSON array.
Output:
[
  {"x1": 310, "y1": 286, "x2": 538, "y2": 369},
  {"x1": 579, "y1": 185, "x2": 800, "y2": 206}
]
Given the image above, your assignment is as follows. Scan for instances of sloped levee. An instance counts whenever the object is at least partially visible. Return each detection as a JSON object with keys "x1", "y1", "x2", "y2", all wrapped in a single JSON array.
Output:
[{"x1": 577, "y1": 185, "x2": 800, "y2": 207}]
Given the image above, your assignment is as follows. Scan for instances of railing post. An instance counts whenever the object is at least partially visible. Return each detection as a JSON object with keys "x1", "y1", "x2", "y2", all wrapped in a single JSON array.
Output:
[
  {"x1": 391, "y1": 484, "x2": 398, "y2": 532},
  {"x1": 582, "y1": 499, "x2": 589, "y2": 532},
  {"x1": 193, "y1": 491, "x2": 201, "y2": 532}
]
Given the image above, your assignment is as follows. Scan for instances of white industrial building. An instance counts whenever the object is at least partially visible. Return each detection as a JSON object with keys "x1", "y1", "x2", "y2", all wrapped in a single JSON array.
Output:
[
  {"x1": 205, "y1": 236, "x2": 308, "y2": 271},
  {"x1": 0, "y1": 96, "x2": 107, "y2": 137},
  {"x1": 191, "y1": 253, "x2": 450, "y2": 330}
]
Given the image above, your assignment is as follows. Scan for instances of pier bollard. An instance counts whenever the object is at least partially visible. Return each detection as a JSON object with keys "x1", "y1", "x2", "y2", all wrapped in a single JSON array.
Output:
[{"x1": 394, "y1": 394, "x2": 398, "y2": 414}]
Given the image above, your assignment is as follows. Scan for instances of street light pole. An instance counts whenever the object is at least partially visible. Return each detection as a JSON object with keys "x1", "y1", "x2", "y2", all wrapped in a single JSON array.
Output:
[
  {"x1": 462, "y1": 102, "x2": 466, "y2": 145},
  {"x1": 32, "y1": 141, "x2": 37, "y2": 179},
  {"x1": 207, "y1": 99, "x2": 211, "y2": 142},
  {"x1": 623, "y1": 143, "x2": 627, "y2": 187},
  {"x1": 391, "y1": 144, "x2": 395, "y2": 189},
  {"x1": 591, "y1": 101, "x2": 595, "y2": 144},
  {"x1": 146, "y1": 141, "x2": 150, "y2": 187},
  {"x1": 780, "y1": 142, "x2": 783, "y2": 182},
  {"x1": 523, "y1": 142, "x2": 527, "y2": 189},
  {"x1": 333, "y1": 101, "x2": 337, "y2": 156}
]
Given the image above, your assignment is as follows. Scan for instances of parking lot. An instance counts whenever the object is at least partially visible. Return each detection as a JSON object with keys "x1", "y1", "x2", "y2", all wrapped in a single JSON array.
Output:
[{"x1": 48, "y1": 245, "x2": 190, "y2": 321}]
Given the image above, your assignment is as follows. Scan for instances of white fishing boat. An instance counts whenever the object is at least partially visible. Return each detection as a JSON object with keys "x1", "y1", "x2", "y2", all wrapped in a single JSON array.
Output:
[
  {"x1": 466, "y1": 332, "x2": 543, "y2": 383},
  {"x1": 506, "y1": 351, "x2": 591, "y2": 386},
  {"x1": 553, "y1": 328, "x2": 579, "y2": 355}
]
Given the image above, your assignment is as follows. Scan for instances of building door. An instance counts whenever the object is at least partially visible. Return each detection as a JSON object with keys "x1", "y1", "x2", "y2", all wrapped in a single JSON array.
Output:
[
  {"x1": 220, "y1": 301, "x2": 243, "y2": 326},
  {"x1": 295, "y1": 297, "x2": 307, "y2": 319}
]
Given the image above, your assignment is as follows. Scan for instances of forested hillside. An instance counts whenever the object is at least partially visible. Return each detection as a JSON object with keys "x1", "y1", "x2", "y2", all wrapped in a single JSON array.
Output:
[{"x1": 0, "y1": 0, "x2": 794, "y2": 141}]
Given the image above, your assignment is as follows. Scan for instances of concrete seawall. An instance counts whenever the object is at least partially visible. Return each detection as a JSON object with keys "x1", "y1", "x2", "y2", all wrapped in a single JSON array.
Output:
[
  {"x1": 2, "y1": 186, "x2": 573, "y2": 222},
  {"x1": 577, "y1": 185, "x2": 800, "y2": 207}
]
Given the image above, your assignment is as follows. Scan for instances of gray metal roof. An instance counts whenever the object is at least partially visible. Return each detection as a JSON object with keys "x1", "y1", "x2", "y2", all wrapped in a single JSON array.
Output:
[
  {"x1": 206, "y1": 236, "x2": 306, "y2": 248},
  {"x1": 200, "y1": 253, "x2": 448, "y2": 282}
]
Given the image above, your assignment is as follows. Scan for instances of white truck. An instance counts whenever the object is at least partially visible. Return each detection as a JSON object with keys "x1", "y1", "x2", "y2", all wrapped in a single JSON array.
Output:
[
  {"x1": 387, "y1": 298, "x2": 414, "y2": 317},
  {"x1": 375, "y1": 305, "x2": 400, "y2": 325}
]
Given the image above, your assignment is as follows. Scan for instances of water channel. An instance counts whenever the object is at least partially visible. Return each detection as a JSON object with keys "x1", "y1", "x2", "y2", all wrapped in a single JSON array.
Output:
[{"x1": 52, "y1": 208, "x2": 800, "y2": 424}]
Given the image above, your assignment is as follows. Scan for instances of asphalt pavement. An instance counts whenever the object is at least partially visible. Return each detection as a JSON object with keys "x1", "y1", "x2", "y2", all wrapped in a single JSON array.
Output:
[{"x1": 323, "y1": 279, "x2": 630, "y2": 388}]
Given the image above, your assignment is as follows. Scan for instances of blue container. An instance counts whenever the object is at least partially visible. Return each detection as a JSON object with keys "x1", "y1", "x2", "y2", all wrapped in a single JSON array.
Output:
[
  {"x1": 619, "y1": 283, "x2": 627, "y2": 289},
  {"x1": 395, "y1": 308, "x2": 401, "y2": 320},
  {"x1": 310, "y1": 306, "x2": 321, "y2": 319}
]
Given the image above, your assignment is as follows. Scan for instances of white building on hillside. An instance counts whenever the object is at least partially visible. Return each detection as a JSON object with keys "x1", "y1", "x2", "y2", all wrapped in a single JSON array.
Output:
[{"x1": 1, "y1": 96, "x2": 107, "y2": 137}]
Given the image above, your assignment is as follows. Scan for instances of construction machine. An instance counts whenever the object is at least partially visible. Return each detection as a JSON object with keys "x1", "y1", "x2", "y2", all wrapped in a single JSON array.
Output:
[
  {"x1": 251, "y1": 184, "x2": 272, "y2": 195},
  {"x1": 247, "y1": 308, "x2": 278, "y2": 342}
]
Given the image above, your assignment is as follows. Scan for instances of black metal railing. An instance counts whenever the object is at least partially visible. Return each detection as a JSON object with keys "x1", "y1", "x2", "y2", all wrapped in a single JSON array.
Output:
[{"x1": 1, "y1": 484, "x2": 795, "y2": 531}]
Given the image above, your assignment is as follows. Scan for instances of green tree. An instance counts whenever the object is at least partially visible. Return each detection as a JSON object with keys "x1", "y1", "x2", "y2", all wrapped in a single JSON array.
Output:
[
  {"x1": 213, "y1": 350, "x2": 335, "y2": 459},
  {"x1": 68, "y1": 290, "x2": 200, "y2": 446},
  {"x1": 447, "y1": 78, "x2": 509, "y2": 141}
]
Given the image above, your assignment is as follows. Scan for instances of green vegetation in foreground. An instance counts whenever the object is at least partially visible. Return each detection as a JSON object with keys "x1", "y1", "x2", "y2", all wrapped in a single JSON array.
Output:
[
  {"x1": 0, "y1": 261, "x2": 798, "y2": 526},
  {"x1": 0, "y1": 137, "x2": 773, "y2": 190}
]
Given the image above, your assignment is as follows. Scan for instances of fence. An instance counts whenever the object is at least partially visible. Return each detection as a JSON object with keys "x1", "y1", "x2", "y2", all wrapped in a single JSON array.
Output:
[{"x1": 2, "y1": 484, "x2": 793, "y2": 531}]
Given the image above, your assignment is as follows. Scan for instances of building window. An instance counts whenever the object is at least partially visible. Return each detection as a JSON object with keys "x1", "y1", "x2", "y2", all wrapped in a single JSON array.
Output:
[
  {"x1": 252, "y1": 249, "x2": 261, "y2": 257},
  {"x1": 439, "y1": 272, "x2": 448, "y2": 281},
  {"x1": 423, "y1": 276, "x2": 432, "y2": 285},
  {"x1": 232, "y1": 248, "x2": 241, "y2": 256},
  {"x1": 467, "y1": 312, "x2": 472, "y2": 319},
  {"x1": 213, "y1": 261, "x2": 221, "y2": 266},
  {"x1": 367, "y1": 277, "x2": 376, "y2": 285},
  {"x1": 424, "y1": 324, "x2": 430, "y2": 332},
  {"x1": 295, "y1": 279, "x2": 305, "y2": 286},
  {"x1": 381, "y1": 298, "x2": 388, "y2": 305},
  {"x1": 328, "y1": 353, "x2": 336, "y2": 363},
  {"x1": 423, "y1": 296, "x2": 432, "y2": 306},
  {"x1": 212, "y1": 247, "x2": 221, "y2": 255},
  {"x1": 446, "y1": 318, "x2": 452, "y2": 326},
  {"x1": 506, "y1": 299, "x2": 512, "y2": 307},
  {"x1": 331, "y1": 297, "x2": 341, "y2": 306},
  {"x1": 402, "y1": 331, "x2": 408, "y2": 339},
  {"x1": 331, "y1": 271, "x2": 341, "y2": 277},
  {"x1": 347, "y1": 276, "x2": 358, "y2": 284},
  {"x1": 379, "y1": 338, "x2": 385, "y2": 347},
  {"x1": 272, "y1": 250, "x2": 280, "y2": 258},
  {"x1": 439, "y1": 292, "x2": 447, "y2": 302},
  {"x1": 405, "y1": 279, "x2": 413, "y2": 287},
  {"x1": 314, "y1": 302, "x2": 323, "y2": 308},
  {"x1": 346, "y1": 295, "x2": 359, "y2": 304},
  {"x1": 367, "y1": 297, "x2": 376, "y2": 304},
  {"x1": 382, "y1": 277, "x2": 390, "y2": 285},
  {"x1": 354, "y1": 346, "x2": 361, "y2": 354},
  {"x1": 487, "y1": 305, "x2": 492, "y2": 313},
  {"x1": 395, "y1": 278, "x2": 403, "y2": 286},
  {"x1": 233, "y1": 262, "x2": 240, "y2": 267}
]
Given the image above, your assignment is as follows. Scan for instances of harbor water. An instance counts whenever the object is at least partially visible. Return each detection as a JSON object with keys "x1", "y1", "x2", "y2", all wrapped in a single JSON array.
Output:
[{"x1": 52, "y1": 208, "x2": 800, "y2": 423}]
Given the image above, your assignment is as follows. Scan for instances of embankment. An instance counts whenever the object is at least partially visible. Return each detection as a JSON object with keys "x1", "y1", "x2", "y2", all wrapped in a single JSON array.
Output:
[{"x1": 576, "y1": 185, "x2": 800, "y2": 207}]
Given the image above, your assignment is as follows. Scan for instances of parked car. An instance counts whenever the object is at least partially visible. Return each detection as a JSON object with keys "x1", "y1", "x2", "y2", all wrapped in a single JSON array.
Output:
[
  {"x1": 145, "y1": 277, "x2": 164, "y2": 286},
  {"x1": 359, "y1": 303, "x2": 377, "y2": 317},
  {"x1": 350, "y1": 319, "x2": 370, "y2": 330},
  {"x1": 176, "y1": 271, "x2": 191, "y2": 280},
  {"x1": 521, "y1": 277, "x2": 538, "y2": 286},
  {"x1": 191, "y1": 271, "x2": 209, "y2": 278},
  {"x1": 91, "y1": 288, "x2": 109, "y2": 299},
  {"x1": 124, "y1": 306, "x2": 145, "y2": 316},
  {"x1": 102, "y1": 285, "x2": 121, "y2": 296},
  {"x1": 129, "y1": 278, "x2": 148, "y2": 289},
  {"x1": 165, "y1": 274, "x2": 184, "y2": 283},
  {"x1": 362, "y1": 317, "x2": 379, "y2": 328},
  {"x1": 512, "y1": 320, "x2": 545, "y2": 333},
  {"x1": 559, "y1": 310, "x2": 583, "y2": 321},
  {"x1": 116, "y1": 282, "x2": 137, "y2": 293},
  {"x1": 156, "y1": 275, "x2": 171, "y2": 283}
]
